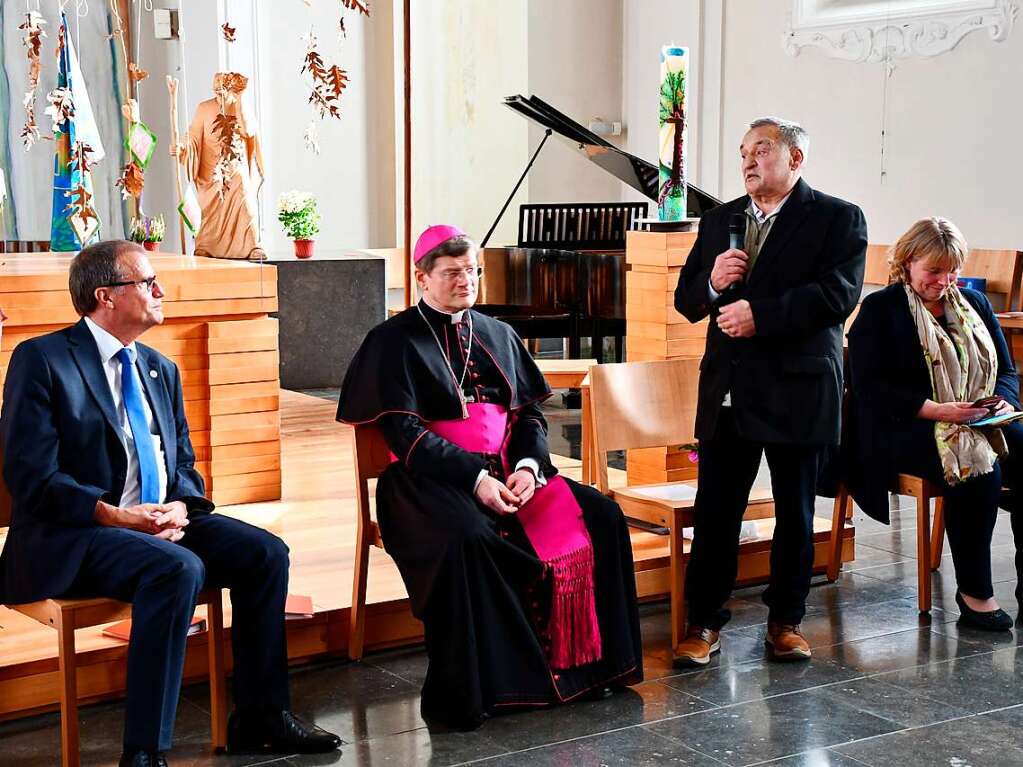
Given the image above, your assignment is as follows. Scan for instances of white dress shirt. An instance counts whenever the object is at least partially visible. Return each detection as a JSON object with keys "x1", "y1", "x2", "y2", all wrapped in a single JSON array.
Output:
[{"x1": 84, "y1": 317, "x2": 168, "y2": 507}]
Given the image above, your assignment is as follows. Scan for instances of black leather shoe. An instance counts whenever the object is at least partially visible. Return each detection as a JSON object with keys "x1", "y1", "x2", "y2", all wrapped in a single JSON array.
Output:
[
  {"x1": 227, "y1": 708, "x2": 341, "y2": 754},
  {"x1": 118, "y1": 751, "x2": 168, "y2": 767},
  {"x1": 581, "y1": 685, "x2": 614, "y2": 702},
  {"x1": 956, "y1": 592, "x2": 1013, "y2": 632}
]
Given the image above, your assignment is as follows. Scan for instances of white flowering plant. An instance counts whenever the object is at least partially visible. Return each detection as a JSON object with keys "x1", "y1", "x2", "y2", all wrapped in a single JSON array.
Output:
[
  {"x1": 129, "y1": 214, "x2": 165, "y2": 243},
  {"x1": 277, "y1": 190, "x2": 320, "y2": 240}
]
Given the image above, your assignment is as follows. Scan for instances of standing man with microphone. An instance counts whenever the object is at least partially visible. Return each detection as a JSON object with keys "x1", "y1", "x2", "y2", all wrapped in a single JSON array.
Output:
[{"x1": 673, "y1": 117, "x2": 867, "y2": 665}]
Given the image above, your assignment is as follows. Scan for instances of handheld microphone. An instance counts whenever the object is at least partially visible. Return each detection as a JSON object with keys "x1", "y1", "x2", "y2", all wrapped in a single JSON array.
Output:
[
  {"x1": 716, "y1": 213, "x2": 748, "y2": 308},
  {"x1": 728, "y1": 212, "x2": 746, "y2": 251}
]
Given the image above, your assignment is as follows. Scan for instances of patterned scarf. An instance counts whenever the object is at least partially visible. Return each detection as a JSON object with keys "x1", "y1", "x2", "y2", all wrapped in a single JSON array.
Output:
[{"x1": 903, "y1": 282, "x2": 1004, "y2": 484}]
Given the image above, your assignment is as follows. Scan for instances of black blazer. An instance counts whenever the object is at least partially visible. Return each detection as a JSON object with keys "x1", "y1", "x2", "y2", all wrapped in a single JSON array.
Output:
[
  {"x1": 674, "y1": 178, "x2": 867, "y2": 445},
  {"x1": 845, "y1": 284, "x2": 1019, "y2": 523},
  {"x1": 0, "y1": 319, "x2": 214, "y2": 604}
]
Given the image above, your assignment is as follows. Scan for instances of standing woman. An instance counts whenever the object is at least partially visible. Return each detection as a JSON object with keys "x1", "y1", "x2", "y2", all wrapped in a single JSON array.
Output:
[{"x1": 845, "y1": 217, "x2": 1015, "y2": 630}]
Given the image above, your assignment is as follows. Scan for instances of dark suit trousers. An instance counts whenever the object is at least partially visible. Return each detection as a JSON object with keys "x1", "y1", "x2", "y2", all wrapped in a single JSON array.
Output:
[
  {"x1": 890, "y1": 419, "x2": 1002, "y2": 601},
  {"x1": 65, "y1": 513, "x2": 291, "y2": 752},
  {"x1": 686, "y1": 409, "x2": 821, "y2": 629}
]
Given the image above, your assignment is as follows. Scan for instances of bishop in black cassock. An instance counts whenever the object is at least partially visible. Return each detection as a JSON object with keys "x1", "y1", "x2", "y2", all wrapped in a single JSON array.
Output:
[{"x1": 336, "y1": 225, "x2": 642, "y2": 730}]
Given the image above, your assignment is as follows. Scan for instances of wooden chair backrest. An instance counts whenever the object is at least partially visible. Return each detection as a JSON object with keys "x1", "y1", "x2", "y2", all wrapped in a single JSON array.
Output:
[
  {"x1": 962, "y1": 248, "x2": 1023, "y2": 312},
  {"x1": 0, "y1": 240, "x2": 50, "y2": 254},
  {"x1": 589, "y1": 358, "x2": 699, "y2": 493},
  {"x1": 863, "y1": 244, "x2": 891, "y2": 288},
  {"x1": 352, "y1": 423, "x2": 393, "y2": 529}
]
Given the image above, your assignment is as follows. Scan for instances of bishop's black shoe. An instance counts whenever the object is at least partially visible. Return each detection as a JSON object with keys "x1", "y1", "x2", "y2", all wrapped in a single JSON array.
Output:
[
  {"x1": 118, "y1": 750, "x2": 168, "y2": 767},
  {"x1": 226, "y1": 708, "x2": 342, "y2": 754}
]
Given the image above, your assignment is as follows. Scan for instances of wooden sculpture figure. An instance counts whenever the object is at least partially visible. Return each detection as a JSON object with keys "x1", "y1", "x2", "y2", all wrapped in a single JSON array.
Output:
[{"x1": 171, "y1": 72, "x2": 266, "y2": 260}]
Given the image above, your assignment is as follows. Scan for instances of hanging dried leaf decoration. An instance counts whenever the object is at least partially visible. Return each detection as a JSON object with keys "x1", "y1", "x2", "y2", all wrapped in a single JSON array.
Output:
[
  {"x1": 121, "y1": 98, "x2": 141, "y2": 123},
  {"x1": 338, "y1": 16, "x2": 346, "y2": 40},
  {"x1": 304, "y1": 120, "x2": 321, "y2": 155},
  {"x1": 326, "y1": 65, "x2": 349, "y2": 100},
  {"x1": 19, "y1": 12, "x2": 47, "y2": 58},
  {"x1": 301, "y1": 33, "x2": 348, "y2": 120},
  {"x1": 55, "y1": 15, "x2": 66, "y2": 59},
  {"x1": 341, "y1": 0, "x2": 370, "y2": 15},
  {"x1": 211, "y1": 113, "x2": 244, "y2": 200},
  {"x1": 66, "y1": 182, "x2": 98, "y2": 223},
  {"x1": 19, "y1": 12, "x2": 47, "y2": 151},
  {"x1": 115, "y1": 161, "x2": 145, "y2": 201},
  {"x1": 301, "y1": 34, "x2": 328, "y2": 82},
  {"x1": 221, "y1": 23, "x2": 237, "y2": 42},
  {"x1": 69, "y1": 141, "x2": 96, "y2": 174},
  {"x1": 20, "y1": 108, "x2": 40, "y2": 151},
  {"x1": 44, "y1": 87, "x2": 76, "y2": 129},
  {"x1": 67, "y1": 139, "x2": 100, "y2": 240},
  {"x1": 128, "y1": 62, "x2": 149, "y2": 83}
]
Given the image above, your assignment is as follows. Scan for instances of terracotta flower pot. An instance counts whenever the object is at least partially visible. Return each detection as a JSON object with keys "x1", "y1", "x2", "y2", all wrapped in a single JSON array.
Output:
[
  {"x1": 294, "y1": 239, "x2": 315, "y2": 258},
  {"x1": 142, "y1": 241, "x2": 160, "y2": 252}
]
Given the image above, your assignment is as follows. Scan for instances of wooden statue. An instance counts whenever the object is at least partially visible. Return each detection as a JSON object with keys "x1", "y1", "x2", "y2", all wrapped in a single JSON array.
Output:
[{"x1": 171, "y1": 72, "x2": 266, "y2": 260}]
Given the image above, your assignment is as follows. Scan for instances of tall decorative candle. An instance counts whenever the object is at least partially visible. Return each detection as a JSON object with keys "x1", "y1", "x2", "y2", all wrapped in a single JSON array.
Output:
[{"x1": 658, "y1": 46, "x2": 688, "y2": 222}]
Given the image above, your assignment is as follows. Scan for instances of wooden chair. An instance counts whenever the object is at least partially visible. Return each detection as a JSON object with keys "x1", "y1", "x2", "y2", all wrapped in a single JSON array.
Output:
[
  {"x1": 828, "y1": 475, "x2": 945, "y2": 613},
  {"x1": 863, "y1": 243, "x2": 892, "y2": 288},
  {"x1": 348, "y1": 422, "x2": 395, "y2": 661},
  {"x1": 0, "y1": 475, "x2": 228, "y2": 766},
  {"x1": 588, "y1": 358, "x2": 775, "y2": 656},
  {"x1": 0, "y1": 240, "x2": 51, "y2": 253},
  {"x1": 535, "y1": 358, "x2": 598, "y2": 484},
  {"x1": 962, "y1": 248, "x2": 1023, "y2": 312},
  {"x1": 833, "y1": 250, "x2": 1022, "y2": 611}
]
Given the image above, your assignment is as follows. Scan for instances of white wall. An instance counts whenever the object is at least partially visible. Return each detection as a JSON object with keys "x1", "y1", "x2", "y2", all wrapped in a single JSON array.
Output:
[
  {"x1": 407, "y1": 1, "x2": 529, "y2": 245},
  {"x1": 135, "y1": 0, "x2": 187, "y2": 253},
  {"x1": 619, "y1": 0, "x2": 1023, "y2": 250},
  {"x1": 525, "y1": 0, "x2": 625, "y2": 207},
  {"x1": 621, "y1": 0, "x2": 705, "y2": 208},
  {"x1": 696, "y1": 0, "x2": 1023, "y2": 247},
  {"x1": 256, "y1": 0, "x2": 385, "y2": 253}
]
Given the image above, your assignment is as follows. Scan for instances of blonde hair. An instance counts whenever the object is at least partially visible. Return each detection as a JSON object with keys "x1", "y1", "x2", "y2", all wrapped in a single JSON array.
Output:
[{"x1": 888, "y1": 217, "x2": 968, "y2": 284}]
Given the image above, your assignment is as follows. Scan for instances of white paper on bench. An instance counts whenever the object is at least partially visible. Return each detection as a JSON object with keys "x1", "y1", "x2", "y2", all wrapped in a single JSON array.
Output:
[
  {"x1": 629, "y1": 484, "x2": 698, "y2": 502},
  {"x1": 681, "y1": 521, "x2": 760, "y2": 542}
]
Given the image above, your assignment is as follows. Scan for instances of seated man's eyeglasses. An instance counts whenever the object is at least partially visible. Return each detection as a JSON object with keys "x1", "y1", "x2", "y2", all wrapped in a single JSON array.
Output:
[
  {"x1": 105, "y1": 276, "x2": 159, "y2": 293},
  {"x1": 437, "y1": 267, "x2": 484, "y2": 281}
]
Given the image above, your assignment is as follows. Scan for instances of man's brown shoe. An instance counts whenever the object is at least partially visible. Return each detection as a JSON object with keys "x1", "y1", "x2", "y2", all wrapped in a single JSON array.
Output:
[
  {"x1": 765, "y1": 622, "x2": 811, "y2": 661},
  {"x1": 674, "y1": 627, "x2": 720, "y2": 667}
]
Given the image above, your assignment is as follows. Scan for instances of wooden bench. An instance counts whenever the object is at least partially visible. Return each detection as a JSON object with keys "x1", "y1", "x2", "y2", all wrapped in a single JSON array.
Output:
[{"x1": 0, "y1": 472, "x2": 227, "y2": 766}]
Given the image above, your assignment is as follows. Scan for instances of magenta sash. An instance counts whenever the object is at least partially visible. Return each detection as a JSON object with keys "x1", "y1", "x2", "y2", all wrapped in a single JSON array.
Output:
[{"x1": 426, "y1": 403, "x2": 602, "y2": 668}]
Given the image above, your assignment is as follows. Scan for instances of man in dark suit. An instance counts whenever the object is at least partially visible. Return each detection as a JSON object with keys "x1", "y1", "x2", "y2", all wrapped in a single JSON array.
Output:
[
  {"x1": 0, "y1": 241, "x2": 340, "y2": 766},
  {"x1": 673, "y1": 117, "x2": 867, "y2": 665}
]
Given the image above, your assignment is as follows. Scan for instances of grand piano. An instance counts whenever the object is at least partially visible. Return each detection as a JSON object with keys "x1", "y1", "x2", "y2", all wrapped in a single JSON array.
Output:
[{"x1": 474, "y1": 94, "x2": 721, "y2": 360}]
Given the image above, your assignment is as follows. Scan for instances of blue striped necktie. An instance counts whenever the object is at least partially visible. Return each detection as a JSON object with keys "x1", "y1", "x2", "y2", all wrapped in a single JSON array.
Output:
[{"x1": 116, "y1": 347, "x2": 160, "y2": 504}]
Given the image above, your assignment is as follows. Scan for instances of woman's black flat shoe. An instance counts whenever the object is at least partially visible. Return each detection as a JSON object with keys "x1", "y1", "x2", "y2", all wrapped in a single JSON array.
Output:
[{"x1": 956, "y1": 592, "x2": 1013, "y2": 632}]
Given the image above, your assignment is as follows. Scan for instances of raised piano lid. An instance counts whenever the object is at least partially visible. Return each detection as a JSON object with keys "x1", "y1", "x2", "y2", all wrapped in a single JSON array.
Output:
[{"x1": 503, "y1": 94, "x2": 721, "y2": 218}]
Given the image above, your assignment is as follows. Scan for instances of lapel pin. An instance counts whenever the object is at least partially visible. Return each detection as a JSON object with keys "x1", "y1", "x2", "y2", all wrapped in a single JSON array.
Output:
[{"x1": 149, "y1": 370, "x2": 158, "y2": 378}]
